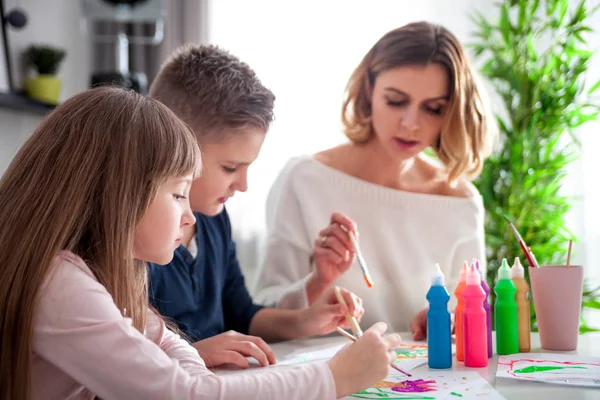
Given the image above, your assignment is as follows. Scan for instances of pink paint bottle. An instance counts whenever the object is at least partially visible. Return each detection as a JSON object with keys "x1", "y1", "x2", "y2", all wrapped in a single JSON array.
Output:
[
  {"x1": 473, "y1": 258, "x2": 492, "y2": 358},
  {"x1": 454, "y1": 261, "x2": 468, "y2": 362},
  {"x1": 463, "y1": 263, "x2": 488, "y2": 368}
]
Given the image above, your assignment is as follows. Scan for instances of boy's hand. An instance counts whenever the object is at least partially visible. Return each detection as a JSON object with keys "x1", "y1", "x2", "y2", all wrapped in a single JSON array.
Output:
[
  {"x1": 192, "y1": 330, "x2": 276, "y2": 368},
  {"x1": 410, "y1": 308, "x2": 428, "y2": 340},
  {"x1": 410, "y1": 308, "x2": 456, "y2": 340},
  {"x1": 302, "y1": 287, "x2": 364, "y2": 337}
]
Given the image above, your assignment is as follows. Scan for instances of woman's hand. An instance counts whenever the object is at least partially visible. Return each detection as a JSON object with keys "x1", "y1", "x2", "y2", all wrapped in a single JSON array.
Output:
[{"x1": 306, "y1": 212, "x2": 357, "y2": 304}]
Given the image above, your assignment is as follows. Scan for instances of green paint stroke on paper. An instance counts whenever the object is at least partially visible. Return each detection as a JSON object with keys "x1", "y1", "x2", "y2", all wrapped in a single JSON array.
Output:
[
  {"x1": 351, "y1": 388, "x2": 435, "y2": 399},
  {"x1": 450, "y1": 392, "x2": 463, "y2": 397},
  {"x1": 351, "y1": 395, "x2": 435, "y2": 400},
  {"x1": 514, "y1": 365, "x2": 586, "y2": 374}
]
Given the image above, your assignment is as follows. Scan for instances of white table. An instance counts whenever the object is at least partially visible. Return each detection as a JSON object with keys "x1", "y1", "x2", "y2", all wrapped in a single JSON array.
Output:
[{"x1": 215, "y1": 332, "x2": 600, "y2": 399}]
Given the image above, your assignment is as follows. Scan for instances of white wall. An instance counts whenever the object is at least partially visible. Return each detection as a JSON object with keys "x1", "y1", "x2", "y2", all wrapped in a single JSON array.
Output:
[
  {"x1": 0, "y1": 0, "x2": 90, "y2": 171},
  {"x1": 572, "y1": 0, "x2": 600, "y2": 327}
]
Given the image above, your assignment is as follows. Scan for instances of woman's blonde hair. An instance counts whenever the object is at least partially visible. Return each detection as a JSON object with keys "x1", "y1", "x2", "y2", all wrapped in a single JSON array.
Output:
[
  {"x1": 0, "y1": 87, "x2": 201, "y2": 399},
  {"x1": 342, "y1": 21, "x2": 495, "y2": 183}
]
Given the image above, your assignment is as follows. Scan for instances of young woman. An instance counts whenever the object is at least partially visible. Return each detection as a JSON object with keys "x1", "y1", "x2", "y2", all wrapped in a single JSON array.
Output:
[{"x1": 255, "y1": 21, "x2": 495, "y2": 340}]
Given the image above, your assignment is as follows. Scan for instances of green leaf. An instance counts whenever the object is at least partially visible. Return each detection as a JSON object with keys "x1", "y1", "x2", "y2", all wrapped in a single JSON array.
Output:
[
  {"x1": 588, "y1": 80, "x2": 600, "y2": 95},
  {"x1": 576, "y1": 26, "x2": 593, "y2": 33},
  {"x1": 518, "y1": 0, "x2": 527, "y2": 29},
  {"x1": 580, "y1": 324, "x2": 600, "y2": 334},
  {"x1": 499, "y1": 3, "x2": 513, "y2": 44},
  {"x1": 556, "y1": 0, "x2": 568, "y2": 25},
  {"x1": 23, "y1": 45, "x2": 67, "y2": 75},
  {"x1": 574, "y1": 32, "x2": 588, "y2": 43},
  {"x1": 582, "y1": 300, "x2": 600, "y2": 310},
  {"x1": 530, "y1": 0, "x2": 540, "y2": 19}
]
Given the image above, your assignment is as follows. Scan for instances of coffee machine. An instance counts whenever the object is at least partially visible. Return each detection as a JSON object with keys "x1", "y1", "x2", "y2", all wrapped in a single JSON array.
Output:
[{"x1": 81, "y1": 0, "x2": 165, "y2": 94}]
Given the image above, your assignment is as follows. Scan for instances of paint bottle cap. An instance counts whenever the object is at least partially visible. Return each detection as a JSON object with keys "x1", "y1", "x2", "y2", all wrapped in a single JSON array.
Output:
[
  {"x1": 458, "y1": 260, "x2": 468, "y2": 283},
  {"x1": 431, "y1": 263, "x2": 445, "y2": 286},
  {"x1": 511, "y1": 257, "x2": 524, "y2": 278},
  {"x1": 466, "y1": 263, "x2": 481, "y2": 285},
  {"x1": 472, "y1": 258, "x2": 485, "y2": 282},
  {"x1": 498, "y1": 258, "x2": 511, "y2": 280}
]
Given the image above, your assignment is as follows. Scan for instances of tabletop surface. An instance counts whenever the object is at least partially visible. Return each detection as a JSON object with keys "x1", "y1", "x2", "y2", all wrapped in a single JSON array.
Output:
[{"x1": 214, "y1": 332, "x2": 600, "y2": 399}]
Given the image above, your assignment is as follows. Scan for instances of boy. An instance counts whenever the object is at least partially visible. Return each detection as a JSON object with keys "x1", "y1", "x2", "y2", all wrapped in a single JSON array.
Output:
[{"x1": 148, "y1": 44, "x2": 363, "y2": 369}]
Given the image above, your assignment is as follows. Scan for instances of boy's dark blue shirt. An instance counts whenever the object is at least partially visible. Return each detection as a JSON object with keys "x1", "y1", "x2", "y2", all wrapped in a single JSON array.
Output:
[{"x1": 148, "y1": 209, "x2": 263, "y2": 342}]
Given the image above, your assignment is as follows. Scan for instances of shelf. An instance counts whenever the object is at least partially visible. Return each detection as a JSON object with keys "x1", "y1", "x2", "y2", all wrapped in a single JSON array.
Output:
[{"x1": 0, "y1": 91, "x2": 56, "y2": 116}]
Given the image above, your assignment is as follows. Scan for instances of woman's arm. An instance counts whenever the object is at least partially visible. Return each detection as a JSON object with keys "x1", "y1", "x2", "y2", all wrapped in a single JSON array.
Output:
[
  {"x1": 249, "y1": 287, "x2": 362, "y2": 342},
  {"x1": 253, "y1": 162, "x2": 316, "y2": 309},
  {"x1": 254, "y1": 159, "x2": 357, "y2": 309}
]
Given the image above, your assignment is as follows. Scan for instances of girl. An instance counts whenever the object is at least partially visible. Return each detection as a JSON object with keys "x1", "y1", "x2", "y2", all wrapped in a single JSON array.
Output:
[
  {"x1": 0, "y1": 87, "x2": 401, "y2": 400},
  {"x1": 254, "y1": 21, "x2": 495, "y2": 339}
]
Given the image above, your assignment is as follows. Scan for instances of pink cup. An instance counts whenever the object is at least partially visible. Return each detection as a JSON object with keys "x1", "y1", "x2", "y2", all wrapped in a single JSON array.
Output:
[{"x1": 529, "y1": 265, "x2": 584, "y2": 351}]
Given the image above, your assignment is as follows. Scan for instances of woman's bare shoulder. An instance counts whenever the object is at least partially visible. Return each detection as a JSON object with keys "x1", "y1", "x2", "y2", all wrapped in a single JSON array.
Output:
[{"x1": 418, "y1": 156, "x2": 480, "y2": 198}]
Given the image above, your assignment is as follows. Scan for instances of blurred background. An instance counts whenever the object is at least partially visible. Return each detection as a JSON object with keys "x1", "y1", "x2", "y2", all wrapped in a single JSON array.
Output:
[{"x1": 0, "y1": 0, "x2": 598, "y2": 328}]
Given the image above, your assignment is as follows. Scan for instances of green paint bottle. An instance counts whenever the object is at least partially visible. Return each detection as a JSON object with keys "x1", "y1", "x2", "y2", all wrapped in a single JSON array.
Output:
[{"x1": 494, "y1": 258, "x2": 519, "y2": 355}]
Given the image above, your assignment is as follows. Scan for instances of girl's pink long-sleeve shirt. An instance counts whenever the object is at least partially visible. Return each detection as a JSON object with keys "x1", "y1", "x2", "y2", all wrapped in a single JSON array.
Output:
[{"x1": 30, "y1": 251, "x2": 336, "y2": 400}]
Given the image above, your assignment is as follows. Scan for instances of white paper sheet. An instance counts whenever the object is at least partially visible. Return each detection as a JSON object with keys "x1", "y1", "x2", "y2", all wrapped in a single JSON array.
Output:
[{"x1": 496, "y1": 353, "x2": 600, "y2": 388}]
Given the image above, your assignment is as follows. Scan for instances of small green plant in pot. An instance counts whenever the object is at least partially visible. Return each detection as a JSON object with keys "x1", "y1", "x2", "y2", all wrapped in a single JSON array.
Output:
[{"x1": 23, "y1": 44, "x2": 66, "y2": 105}]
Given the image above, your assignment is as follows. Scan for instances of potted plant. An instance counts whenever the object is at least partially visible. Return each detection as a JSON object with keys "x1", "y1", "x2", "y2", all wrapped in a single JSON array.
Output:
[
  {"x1": 23, "y1": 44, "x2": 66, "y2": 105},
  {"x1": 470, "y1": 0, "x2": 600, "y2": 332}
]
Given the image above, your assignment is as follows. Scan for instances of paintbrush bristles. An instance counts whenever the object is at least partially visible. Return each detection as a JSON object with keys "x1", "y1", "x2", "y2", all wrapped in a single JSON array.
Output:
[{"x1": 390, "y1": 362, "x2": 412, "y2": 377}]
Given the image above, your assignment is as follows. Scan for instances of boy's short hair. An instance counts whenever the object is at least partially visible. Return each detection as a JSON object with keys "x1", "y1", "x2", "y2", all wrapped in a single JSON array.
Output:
[{"x1": 150, "y1": 44, "x2": 275, "y2": 142}]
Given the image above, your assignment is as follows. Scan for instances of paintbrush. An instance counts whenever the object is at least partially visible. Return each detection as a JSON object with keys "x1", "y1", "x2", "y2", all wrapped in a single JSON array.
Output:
[
  {"x1": 347, "y1": 231, "x2": 374, "y2": 288},
  {"x1": 527, "y1": 246, "x2": 539, "y2": 268},
  {"x1": 333, "y1": 286, "x2": 363, "y2": 338},
  {"x1": 335, "y1": 326, "x2": 357, "y2": 342},
  {"x1": 334, "y1": 327, "x2": 412, "y2": 377},
  {"x1": 566, "y1": 239, "x2": 573, "y2": 268},
  {"x1": 503, "y1": 214, "x2": 539, "y2": 268}
]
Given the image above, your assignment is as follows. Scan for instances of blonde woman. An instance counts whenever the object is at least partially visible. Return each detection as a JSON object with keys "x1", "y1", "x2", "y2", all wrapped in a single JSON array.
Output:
[
  {"x1": 255, "y1": 21, "x2": 495, "y2": 340},
  {"x1": 0, "y1": 87, "x2": 401, "y2": 400}
]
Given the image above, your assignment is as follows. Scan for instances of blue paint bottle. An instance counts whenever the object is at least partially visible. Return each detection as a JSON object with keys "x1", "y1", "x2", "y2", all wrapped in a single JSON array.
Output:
[{"x1": 426, "y1": 263, "x2": 452, "y2": 369}]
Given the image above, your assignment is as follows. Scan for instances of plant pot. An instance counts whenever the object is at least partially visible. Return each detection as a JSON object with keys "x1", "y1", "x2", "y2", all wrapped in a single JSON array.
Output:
[{"x1": 26, "y1": 74, "x2": 62, "y2": 105}]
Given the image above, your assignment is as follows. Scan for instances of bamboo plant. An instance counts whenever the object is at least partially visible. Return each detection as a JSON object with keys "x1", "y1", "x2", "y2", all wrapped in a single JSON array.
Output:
[{"x1": 470, "y1": 0, "x2": 600, "y2": 331}]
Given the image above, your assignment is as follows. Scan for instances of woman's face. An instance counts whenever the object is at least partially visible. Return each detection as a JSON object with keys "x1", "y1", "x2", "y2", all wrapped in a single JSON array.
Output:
[{"x1": 370, "y1": 63, "x2": 449, "y2": 160}]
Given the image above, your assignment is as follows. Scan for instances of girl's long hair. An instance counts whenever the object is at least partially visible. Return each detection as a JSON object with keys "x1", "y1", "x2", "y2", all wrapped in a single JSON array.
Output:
[{"x1": 0, "y1": 87, "x2": 201, "y2": 399}]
